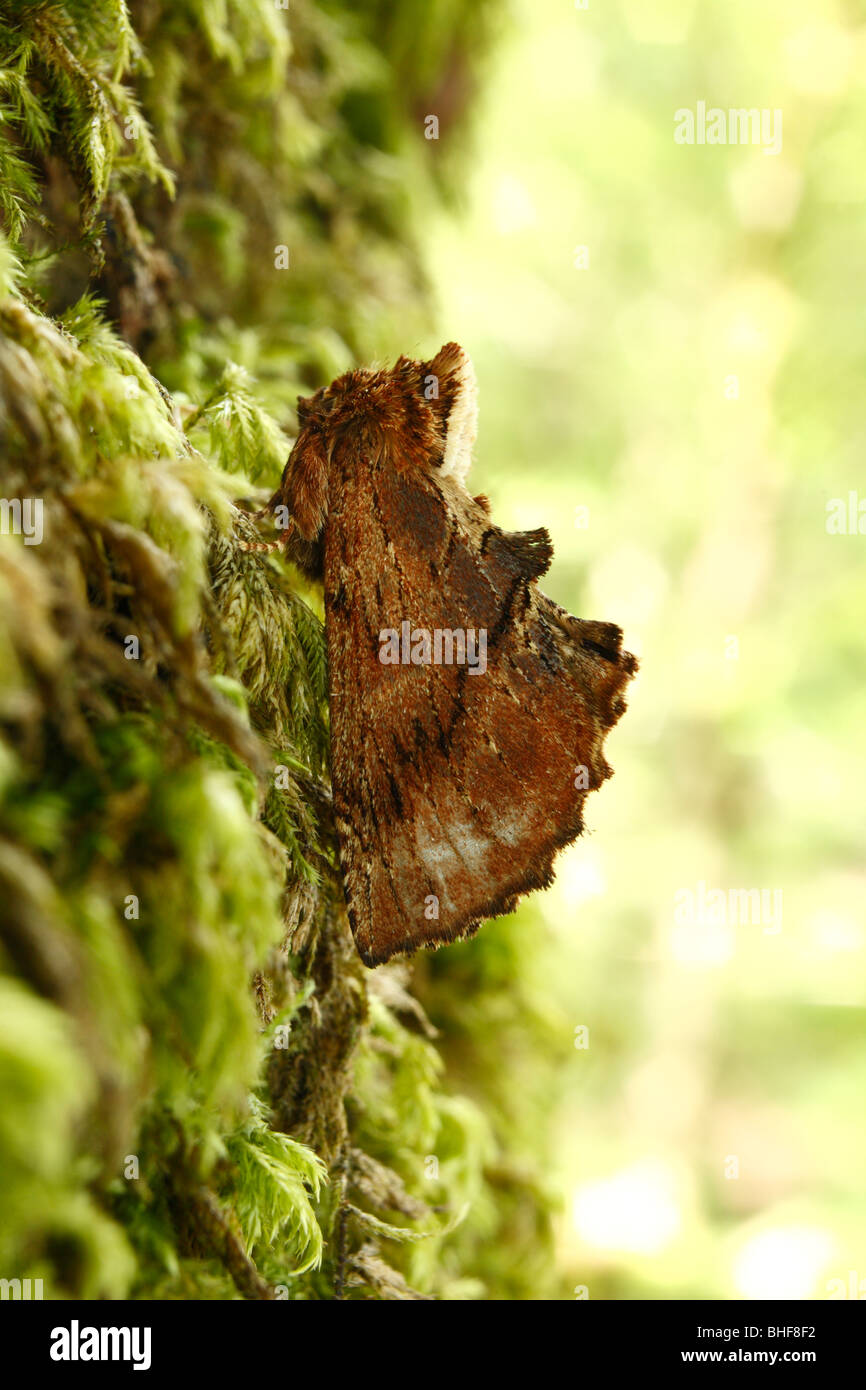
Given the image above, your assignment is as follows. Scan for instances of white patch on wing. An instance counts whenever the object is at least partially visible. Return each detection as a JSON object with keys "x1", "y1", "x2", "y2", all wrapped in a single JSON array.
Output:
[
  {"x1": 413, "y1": 806, "x2": 530, "y2": 876},
  {"x1": 440, "y1": 350, "x2": 478, "y2": 487},
  {"x1": 489, "y1": 805, "x2": 535, "y2": 847}
]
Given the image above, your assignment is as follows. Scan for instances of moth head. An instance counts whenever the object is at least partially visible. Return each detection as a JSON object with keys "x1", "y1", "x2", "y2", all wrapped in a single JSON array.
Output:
[{"x1": 275, "y1": 369, "x2": 371, "y2": 539}]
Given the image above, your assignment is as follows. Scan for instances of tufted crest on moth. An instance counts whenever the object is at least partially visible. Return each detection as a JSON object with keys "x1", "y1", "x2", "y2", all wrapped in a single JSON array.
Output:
[{"x1": 427, "y1": 341, "x2": 478, "y2": 488}]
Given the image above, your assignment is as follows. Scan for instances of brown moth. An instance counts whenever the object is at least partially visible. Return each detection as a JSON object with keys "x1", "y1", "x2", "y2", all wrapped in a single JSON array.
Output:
[{"x1": 255, "y1": 343, "x2": 637, "y2": 967}]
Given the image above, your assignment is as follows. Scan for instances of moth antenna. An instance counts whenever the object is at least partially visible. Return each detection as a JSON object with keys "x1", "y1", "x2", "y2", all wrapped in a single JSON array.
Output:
[
  {"x1": 238, "y1": 537, "x2": 281, "y2": 553},
  {"x1": 238, "y1": 517, "x2": 296, "y2": 554}
]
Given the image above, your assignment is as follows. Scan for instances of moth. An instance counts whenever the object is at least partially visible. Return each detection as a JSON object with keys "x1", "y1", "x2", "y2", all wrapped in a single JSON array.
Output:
[{"x1": 253, "y1": 343, "x2": 637, "y2": 967}]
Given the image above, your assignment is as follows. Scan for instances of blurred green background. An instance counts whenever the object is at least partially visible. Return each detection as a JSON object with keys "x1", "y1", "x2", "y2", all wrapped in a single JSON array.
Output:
[{"x1": 416, "y1": 0, "x2": 866, "y2": 1299}]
